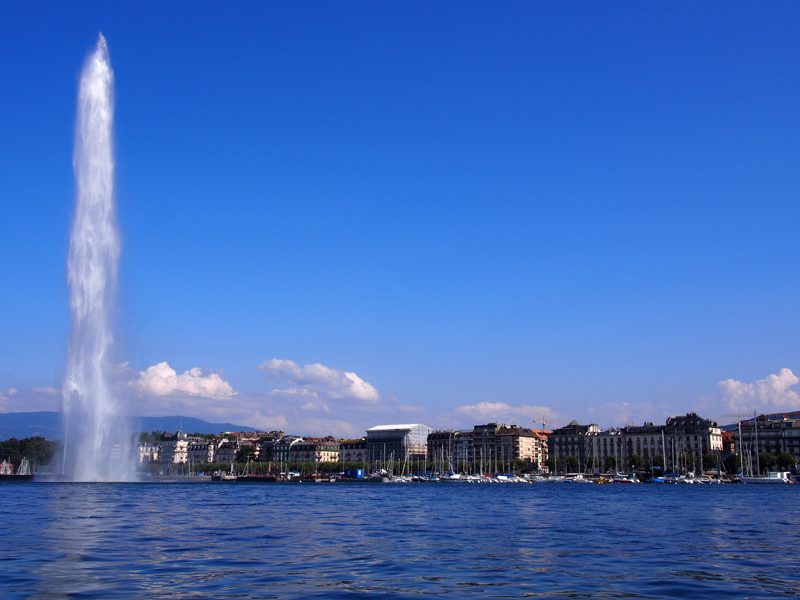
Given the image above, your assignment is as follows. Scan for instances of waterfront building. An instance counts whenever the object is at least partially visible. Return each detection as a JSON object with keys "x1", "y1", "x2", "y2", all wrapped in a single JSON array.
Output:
[
  {"x1": 471, "y1": 423, "x2": 500, "y2": 471},
  {"x1": 238, "y1": 439, "x2": 258, "y2": 461},
  {"x1": 428, "y1": 426, "x2": 548, "y2": 473},
  {"x1": 663, "y1": 412, "x2": 722, "y2": 471},
  {"x1": 721, "y1": 430, "x2": 736, "y2": 455},
  {"x1": 496, "y1": 425, "x2": 540, "y2": 469},
  {"x1": 289, "y1": 437, "x2": 340, "y2": 464},
  {"x1": 339, "y1": 438, "x2": 368, "y2": 464},
  {"x1": 580, "y1": 413, "x2": 721, "y2": 474},
  {"x1": 548, "y1": 421, "x2": 600, "y2": 473},
  {"x1": 426, "y1": 430, "x2": 461, "y2": 472},
  {"x1": 215, "y1": 439, "x2": 239, "y2": 466},
  {"x1": 454, "y1": 430, "x2": 473, "y2": 471},
  {"x1": 586, "y1": 428, "x2": 624, "y2": 472},
  {"x1": 157, "y1": 431, "x2": 190, "y2": 465},
  {"x1": 187, "y1": 439, "x2": 215, "y2": 465},
  {"x1": 137, "y1": 442, "x2": 159, "y2": 464},
  {"x1": 622, "y1": 422, "x2": 666, "y2": 467},
  {"x1": 366, "y1": 424, "x2": 431, "y2": 464},
  {"x1": 530, "y1": 429, "x2": 550, "y2": 473},
  {"x1": 585, "y1": 413, "x2": 723, "y2": 473},
  {"x1": 739, "y1": 414, "x2": 800, "y2": 463},
  {"x1": 272, "y1": 435, "x2": 304, "y2": 464},
  {"x1": 257, "y1": 432, "x2": 285, "y2": 463}
]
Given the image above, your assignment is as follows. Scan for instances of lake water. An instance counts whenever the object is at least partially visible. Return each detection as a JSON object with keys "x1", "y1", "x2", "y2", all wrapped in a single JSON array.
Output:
[{"x1": 0, "y1": 482, "x2": 797, "y2": 598}]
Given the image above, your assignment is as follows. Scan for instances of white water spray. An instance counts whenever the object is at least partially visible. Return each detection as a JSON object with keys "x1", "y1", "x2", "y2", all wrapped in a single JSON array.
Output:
[{"x1": 62, "y1": 34, "x2": 134, "y2": 481}]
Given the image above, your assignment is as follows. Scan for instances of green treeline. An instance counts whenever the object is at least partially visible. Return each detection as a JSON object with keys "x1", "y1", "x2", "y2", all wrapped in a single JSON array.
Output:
[{"x1": 0, "y1": 436, "x2": 59, "y2": 470}]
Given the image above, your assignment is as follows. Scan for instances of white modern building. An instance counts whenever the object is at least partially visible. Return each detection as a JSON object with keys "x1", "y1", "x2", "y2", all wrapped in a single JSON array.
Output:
[{"x1": 366, "y1": 423, "x2": 431, "y2": 464}]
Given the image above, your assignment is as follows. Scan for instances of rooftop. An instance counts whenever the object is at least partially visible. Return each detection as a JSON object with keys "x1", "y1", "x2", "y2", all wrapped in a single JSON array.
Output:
[{"x1": 367, "y1": 424, "x2": 428, "y2": 432}]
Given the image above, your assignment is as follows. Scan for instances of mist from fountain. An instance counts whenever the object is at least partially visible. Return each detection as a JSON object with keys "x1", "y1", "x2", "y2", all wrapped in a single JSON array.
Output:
[{"x1": 61, "y1": 34, "x2": 135, "y2": 481}]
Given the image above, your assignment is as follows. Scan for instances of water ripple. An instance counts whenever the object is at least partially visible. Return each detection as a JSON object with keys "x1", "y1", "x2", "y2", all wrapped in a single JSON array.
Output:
[{"x1": 0, "y1": 483, "x2": 797, "y2": 598}]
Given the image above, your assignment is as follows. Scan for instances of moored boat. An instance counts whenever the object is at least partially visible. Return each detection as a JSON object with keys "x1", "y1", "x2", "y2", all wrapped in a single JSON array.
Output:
[
  {"x1": 0, "y1": 458, "x2": 34, "y2": 482},
  {"x1": 741, "y1": 471, "x2": 794, "y2": 484},
  {"x1": 211, "y1": 469, "x2": 237, "y2": 481}
]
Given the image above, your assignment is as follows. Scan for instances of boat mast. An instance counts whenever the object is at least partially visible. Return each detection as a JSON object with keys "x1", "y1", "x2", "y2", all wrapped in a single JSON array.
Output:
[
  {"x1": 753, "y1": 411, "x2": 761, "y2": 476},
  {"x1": 737, "y1": 418, "x2": 744, "y2": 477}
]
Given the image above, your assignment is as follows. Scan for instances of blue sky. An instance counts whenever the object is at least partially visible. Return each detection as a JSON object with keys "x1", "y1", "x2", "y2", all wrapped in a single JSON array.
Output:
[{"x1": 1, "y1": 2, "x2": 800, "y2": 434}]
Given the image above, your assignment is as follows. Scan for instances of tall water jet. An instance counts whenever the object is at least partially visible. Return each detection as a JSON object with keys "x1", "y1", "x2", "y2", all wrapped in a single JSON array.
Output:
[{"x1": 62, "y1": 34, "x2": 134, "y2": 481}]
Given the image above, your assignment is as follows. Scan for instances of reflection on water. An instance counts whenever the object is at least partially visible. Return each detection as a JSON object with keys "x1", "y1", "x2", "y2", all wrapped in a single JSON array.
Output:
[
  {"x1": 35, "y1": 485, "x2": 141, "y2": 598},
  {"x1": 0, "y1": 484, "x2": 797, "y2": 598}
]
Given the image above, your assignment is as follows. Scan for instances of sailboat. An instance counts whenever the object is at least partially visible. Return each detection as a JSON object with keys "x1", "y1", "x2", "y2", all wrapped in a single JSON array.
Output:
[
  {"x1": 0, "y1": 457, "x2": 34, "y2": 482},
  {"x1": 739, "y1": 413, "x2": 794, "y2": 484}
]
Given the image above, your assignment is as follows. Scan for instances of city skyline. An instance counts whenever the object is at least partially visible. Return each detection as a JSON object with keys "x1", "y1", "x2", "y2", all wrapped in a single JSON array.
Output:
[{"x1": 2, "y1": 3, "x2": 800, "y2": 436}]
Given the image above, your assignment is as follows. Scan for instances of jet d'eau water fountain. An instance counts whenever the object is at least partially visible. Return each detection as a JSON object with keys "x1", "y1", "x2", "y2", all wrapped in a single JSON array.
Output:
[{"x1": 61, "y1": 34, "x2": 135, "y2": 481}]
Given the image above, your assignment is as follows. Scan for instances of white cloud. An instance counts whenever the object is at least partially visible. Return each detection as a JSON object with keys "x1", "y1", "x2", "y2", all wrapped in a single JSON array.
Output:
[
  {"x1": 0, "y1": 386, "x2": 60, "y2": 412},
  {"x1": 453, "y1": 402, "x2": 555, "y2": 427},
  {"x1": 258, "y1": 359, "x2": 379, "y2": 404},
  {"x1": 197, "y1": 390, "x2": 361, "y2": 438},
  {"x1": 249, "y1": 412, "x2": 288, "y2": 431},
  {"x1": 134, "y1": 361, "x2": 236, "y2": 400},
  {"x1": 718, "y1": 368, "x2": 800, "y2": 414},
  {"x1": 111, "y1": 358, "x2": 379, "y2": 437},
  {"x1": 253, "y1": 358, "x2": 396, "y2": 436},
  {"x1": 0, "y1": 387, "x2": 19, "y2": 406},
  {"x1": 31, "y1": 386, "x2": 59, "y2": 396},
  {"x1": 0, "y1": 358, "x2": 376, "y2": 439}
]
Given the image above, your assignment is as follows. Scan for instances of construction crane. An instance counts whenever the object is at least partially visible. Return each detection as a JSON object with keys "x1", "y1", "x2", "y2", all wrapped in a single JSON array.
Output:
[
  {"x1": 721, "y1": 412, "x2": 751, "y2": 422},
  {"x1": 531, "y1": 417, "x2": 562, "y2": 431}
]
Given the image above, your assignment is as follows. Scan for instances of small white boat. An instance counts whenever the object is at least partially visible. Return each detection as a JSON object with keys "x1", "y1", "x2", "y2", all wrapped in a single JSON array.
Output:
[{"x1": 741, "y1": 471, "x2": 794, "y2": 484}]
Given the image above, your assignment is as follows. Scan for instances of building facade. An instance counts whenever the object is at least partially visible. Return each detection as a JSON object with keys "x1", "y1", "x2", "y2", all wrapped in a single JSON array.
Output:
[
  {"x1": 623, "y1": 423, "x2": 666, "y2": 467},
  {"x1": 586, "y1": 428, "x2": 624, "y2": 472},
  {"x1": 137, "y1": 442, "x2": 159, "y2": 464},
  {"x1": 339, "y1": 438, "x2": 368, "y2": 464},
  {"x1": 470, "y1": 423, "x2": 499, "y2": 469},
  {"x1": 215, "y1": 440, "x2": 239, "y2": 466},
  {"x1": 529, "y1": 429, "x2": 550, "y2": 473},
  {"x1": 426, "y1": 430, "x2": 473, "y2": 472},
  {"x1": 548, "y1": 421, "x2": 600, "y2": 473},
  {"x1": 289, "y1": 437, "x2": 340, "y2": 463},
  {"x1": 582, "y1": 413, "x2": 723, "y2": 473},
  {"x1": 428, "y1": 426, "x2": 549, "y2": 474},
  {"x1": 739, "y1": 414, "x2": 800, "y2": 463},
  {"x1": 663, "y1": 412, "x2": 722, "y2": 471},
  {"x1": 157, "y1": 432, "x2": 189, "y2": 465},
  {"x1": 496, "y1": 426, "x2": 540, "y2": 468},
  {"x1": 272, "y1": 436, "x2": 303, "y2": 464},
  {"x1": 366, "y1": 424, "x2": 431, "y2": 464},
  {"x1": 187, "y1": 440, "x2": 215, "y2": 465}
]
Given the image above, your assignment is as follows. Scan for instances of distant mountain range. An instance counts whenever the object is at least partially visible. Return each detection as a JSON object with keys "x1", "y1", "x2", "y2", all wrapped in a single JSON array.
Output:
[{"x1": 0, "y1": 411, "x2": 256, "y2": 440}]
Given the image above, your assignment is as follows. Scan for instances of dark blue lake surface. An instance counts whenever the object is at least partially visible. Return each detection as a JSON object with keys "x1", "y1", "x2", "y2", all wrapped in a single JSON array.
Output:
[{"x1": 0, "y1": 483, "x2": 797, "y2": 598}]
